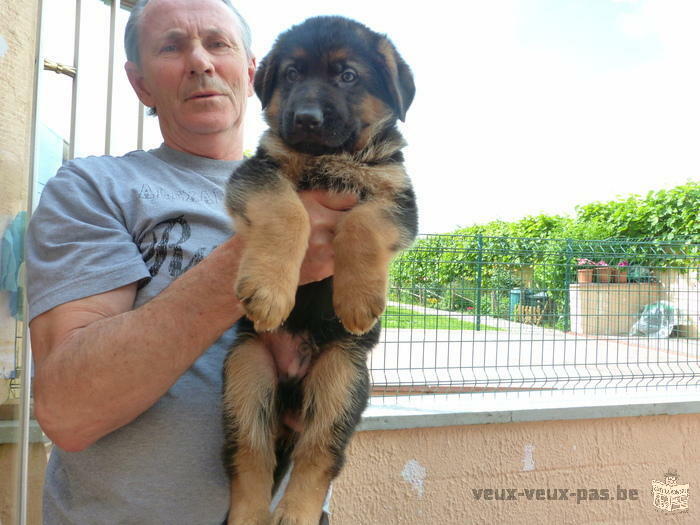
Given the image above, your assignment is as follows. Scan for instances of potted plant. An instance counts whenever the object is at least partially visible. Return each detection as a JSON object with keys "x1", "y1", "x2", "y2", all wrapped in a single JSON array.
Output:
[
  {"x1": 595, "y1": 260, "x2": 612, "y2": 283},
  {"x1": 615, "y1": 260, "x2": 630, "y2": 283},
  {"x1": 576, "y1": 258, "x2": 595, "y2": 283}
]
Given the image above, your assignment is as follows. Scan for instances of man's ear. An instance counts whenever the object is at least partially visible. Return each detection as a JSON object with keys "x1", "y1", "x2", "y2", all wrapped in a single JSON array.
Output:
[
  {"x1": 246, "y1": 56, "x2": 257, "y2": 98},
  {"x1": 125, "y1": 61, "x2": 155, "y2": 108}
]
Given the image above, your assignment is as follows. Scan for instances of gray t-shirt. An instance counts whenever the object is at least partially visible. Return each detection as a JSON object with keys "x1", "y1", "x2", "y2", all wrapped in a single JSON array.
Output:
[{"x1": 26, "y1": 144, "x2": 241, "y2": 524}]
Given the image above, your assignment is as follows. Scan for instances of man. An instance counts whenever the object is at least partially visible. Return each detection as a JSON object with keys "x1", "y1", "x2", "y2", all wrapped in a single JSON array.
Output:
[{"x1": 26, "y1": 0, "x2": 351, "y2": 522}]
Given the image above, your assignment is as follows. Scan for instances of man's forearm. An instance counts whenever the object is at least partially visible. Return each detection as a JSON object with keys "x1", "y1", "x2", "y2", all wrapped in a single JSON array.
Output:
[{"x1": 33, "y1": 240, "x2": 244, "y2": 451}]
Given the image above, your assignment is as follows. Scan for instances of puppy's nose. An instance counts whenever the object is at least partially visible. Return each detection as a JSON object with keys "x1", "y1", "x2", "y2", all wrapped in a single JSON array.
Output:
[{"x1": 294, "y1": 107, "x2": 323, "y2": 130}]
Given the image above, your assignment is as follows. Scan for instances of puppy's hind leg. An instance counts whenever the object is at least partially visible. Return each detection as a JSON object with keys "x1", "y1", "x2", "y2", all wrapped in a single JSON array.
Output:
[
  {"x1": 223, "y1": 336, "x2": 279, "y2": 525},
  {"x1": 272, "y1": 344, "x2": 369, "y2": 525}
]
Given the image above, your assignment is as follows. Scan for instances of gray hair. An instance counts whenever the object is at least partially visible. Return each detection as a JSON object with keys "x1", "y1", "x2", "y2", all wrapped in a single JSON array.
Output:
[{"x1": 124, "y1": 0, "x2": 253, "y2": 65}]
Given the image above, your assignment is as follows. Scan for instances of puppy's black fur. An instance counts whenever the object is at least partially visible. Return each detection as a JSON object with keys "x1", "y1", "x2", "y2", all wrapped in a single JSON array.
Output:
[{"x1": 222, "y1": 16, "x2": 417, "y2": 525}]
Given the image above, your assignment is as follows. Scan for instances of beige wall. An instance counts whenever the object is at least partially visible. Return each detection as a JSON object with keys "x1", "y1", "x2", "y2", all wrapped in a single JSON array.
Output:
[
  {"x1": 0, "y1": 1, "x2": 40, "y2": 524},
  {"x1": 0, "y1": 1, "x2": 36, "y2": 217},
  {"x1": 570, "y1": 272, "x2": 699, "y2": 337},
  {"x1": 332, "y1": 414, "x2": 700, "y2": 524},
  {"x1": 570, "y1": 282, "x2": 663, "y2": 336}
]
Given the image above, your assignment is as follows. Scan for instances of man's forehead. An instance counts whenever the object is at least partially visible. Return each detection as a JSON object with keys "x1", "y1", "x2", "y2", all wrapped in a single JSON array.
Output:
[
  {"x1": 141, "y1": 0, "x2": 240, "y2": 39},
  {"x1": 160, "y1": 26, "x2": 235, "y2": 41}
]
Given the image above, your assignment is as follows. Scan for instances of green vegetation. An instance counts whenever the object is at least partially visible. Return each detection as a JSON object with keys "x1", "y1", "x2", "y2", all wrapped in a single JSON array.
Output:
[
  {"x1": 575, "y1": 182, "x2": 700, "y2": 240},
  {"x1": 388, "y1": 181, "x2": 700, "y2": 331},
  {"x1": 380, "y1": 305, "x2": 500, "y2": 331}
]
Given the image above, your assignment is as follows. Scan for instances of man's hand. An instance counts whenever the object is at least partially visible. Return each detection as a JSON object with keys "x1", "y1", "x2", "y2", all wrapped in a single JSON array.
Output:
[{"x1": 298, "y1": 190, "x2": 359, "y2": 285}]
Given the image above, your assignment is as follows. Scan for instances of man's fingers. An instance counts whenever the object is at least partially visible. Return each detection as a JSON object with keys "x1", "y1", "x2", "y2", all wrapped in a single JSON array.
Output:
[
  {"x1": 296, "y1": 190, "x2": 358, "y2": 285},
  {"x1": 299, "y1": 243, "x2": 334, "y2": 285},
  {"x1": 308, "y1": 225, "x2": 334, "y2": 248},
  {"x1": 299, "y1": 190, "x2": 359, "y2": 212}
]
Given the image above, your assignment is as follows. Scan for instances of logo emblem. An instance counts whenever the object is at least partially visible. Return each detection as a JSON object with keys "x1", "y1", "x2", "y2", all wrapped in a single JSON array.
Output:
[{"x1": 651, "y1": 470, "x2": 689, "y2": 512}]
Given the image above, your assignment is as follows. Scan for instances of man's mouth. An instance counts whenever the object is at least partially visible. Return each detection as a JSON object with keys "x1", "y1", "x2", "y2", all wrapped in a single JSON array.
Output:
[{"x1": 187, "y1": 91, "x2": 222, "y2": 100}]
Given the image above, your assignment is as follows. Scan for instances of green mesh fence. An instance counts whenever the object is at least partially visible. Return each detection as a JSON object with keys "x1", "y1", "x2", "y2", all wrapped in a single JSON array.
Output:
[{"x1": 372, "y1": 235, "x2": 700, "y2": 395}]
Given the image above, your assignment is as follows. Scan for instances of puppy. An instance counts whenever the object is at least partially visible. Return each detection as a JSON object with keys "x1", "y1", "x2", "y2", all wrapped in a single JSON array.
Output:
[{"x1": 223, "y1": 16, "x2": 417, "y2": 525}]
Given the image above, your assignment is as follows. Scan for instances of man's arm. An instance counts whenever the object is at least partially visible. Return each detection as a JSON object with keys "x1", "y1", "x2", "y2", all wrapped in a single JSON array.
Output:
[
  {"x1": 29, "y1": 191, "x2": 357, "y2": 452},
  {"x1": 30, "y1": 237, "x2": 245, "y2": 452}
]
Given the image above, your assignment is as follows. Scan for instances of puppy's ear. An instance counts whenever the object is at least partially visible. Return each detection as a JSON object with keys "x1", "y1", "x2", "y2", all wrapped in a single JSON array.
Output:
[
  {"x1": 376, "y1": 38, "x2": 415, "y2": 122},
  {"x1": 254, "y1": 54, "x2": 278, "y2": 109}
]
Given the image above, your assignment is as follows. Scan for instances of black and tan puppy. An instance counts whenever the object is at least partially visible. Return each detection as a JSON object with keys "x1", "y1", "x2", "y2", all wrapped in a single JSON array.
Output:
[{"x1": 223, "y1": 16, "x2": 417, "y2": 525}]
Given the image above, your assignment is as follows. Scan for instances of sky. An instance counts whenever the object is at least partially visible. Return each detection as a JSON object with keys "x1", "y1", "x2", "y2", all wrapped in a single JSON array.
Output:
[{"x1": 39, "y1": 0, "x2": 700, "y2": 233}]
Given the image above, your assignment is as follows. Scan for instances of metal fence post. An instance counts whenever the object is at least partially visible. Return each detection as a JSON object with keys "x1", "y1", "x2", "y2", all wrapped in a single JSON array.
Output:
[
  {"x1": 476, "y1": 234, "x2": 483, "y2": 331},
  {"x1": 563, "y1": 238, "x2": 573, "y2": 331}
]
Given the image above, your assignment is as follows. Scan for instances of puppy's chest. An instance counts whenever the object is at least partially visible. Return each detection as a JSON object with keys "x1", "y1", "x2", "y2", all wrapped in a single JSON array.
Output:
[{"x1": 287, "y1": 157, "x2": 409, "y2": 199}]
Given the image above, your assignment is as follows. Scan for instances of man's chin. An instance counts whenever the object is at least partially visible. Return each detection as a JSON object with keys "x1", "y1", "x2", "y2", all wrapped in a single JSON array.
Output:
[{"x1": 177, "y1": 113, "x2": 241, "y2": 136}]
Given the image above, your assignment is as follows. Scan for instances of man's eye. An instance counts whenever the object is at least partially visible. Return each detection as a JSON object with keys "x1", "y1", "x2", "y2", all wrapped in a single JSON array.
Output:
[
  {"x1": 340, "y1": 69, "x2": 357, "y2": 83},
  {"x1": 160, "y1": 44, "x2": 177, "y2": 53},
  {"x1": 286, "y1": 67, "x2": 300, "y2": 82},
  {"x1": 211, "y1": 41, "x2": 229, "y2": 48}
]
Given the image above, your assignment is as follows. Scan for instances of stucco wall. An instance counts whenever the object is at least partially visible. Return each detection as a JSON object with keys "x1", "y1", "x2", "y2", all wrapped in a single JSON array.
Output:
[
  {"x1": 0, "y1": 1, "x2": 36, "y2": 217},
  {"x1": 570, "y1": 282, "x2": 663, "y2": 336},
  {"x1": 0, "y1": 1, "x2": 39, "y2": 524},
  {"x1": 570, "y1": 271, "x2": 699, "y2": 338},
  {"x1": 332, "y1": 414, "x2": 700, "y2": 524}
]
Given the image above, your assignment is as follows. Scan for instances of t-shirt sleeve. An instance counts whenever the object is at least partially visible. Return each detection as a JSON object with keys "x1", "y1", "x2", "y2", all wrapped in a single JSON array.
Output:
[{"x1": 26, "y1": 159, "x2": 151, "y2": 322}]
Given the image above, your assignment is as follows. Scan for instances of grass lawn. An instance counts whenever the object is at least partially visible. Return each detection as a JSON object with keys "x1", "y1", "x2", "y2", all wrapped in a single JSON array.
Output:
[{"x1": 380, "y1": 305, "x2": 501, "y2": 331}]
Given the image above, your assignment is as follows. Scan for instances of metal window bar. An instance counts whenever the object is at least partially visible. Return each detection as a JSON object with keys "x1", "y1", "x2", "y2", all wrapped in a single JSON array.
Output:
[
  {"x1": 372, "y1": 235, "x2": 700, "y2": 396},
  {"x1": 105, "y1": 0, "x2": 120, "y2": 154},
  {"x1": 69, "y1": 0, "x2": 82, "y2": 159},
  {"x1": 42, "y1": 0, "x2": 144, "y2": 160},
  {"x1": 17, "y1": 0, "x2": 47, "y2": 520}
]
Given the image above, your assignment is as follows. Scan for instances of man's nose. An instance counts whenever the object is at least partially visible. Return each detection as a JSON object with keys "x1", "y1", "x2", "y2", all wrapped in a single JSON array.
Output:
[{"x1": 187, "y1": 44, "x2": 214, "y2": 75}]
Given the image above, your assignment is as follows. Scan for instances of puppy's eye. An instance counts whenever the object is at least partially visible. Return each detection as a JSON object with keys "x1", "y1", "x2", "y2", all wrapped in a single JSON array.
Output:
[
  {"x1": 285, "y1": 67, "x2": 300, "y2": 82},
  {"x1": 340, "y1": 69, "x2": 357, "y2": 83}
]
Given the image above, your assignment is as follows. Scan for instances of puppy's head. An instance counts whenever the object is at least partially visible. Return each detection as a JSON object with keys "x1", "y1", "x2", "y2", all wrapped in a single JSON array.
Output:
[{"x1": 255, "y1": 16, "x2": 415, "y2": 154}]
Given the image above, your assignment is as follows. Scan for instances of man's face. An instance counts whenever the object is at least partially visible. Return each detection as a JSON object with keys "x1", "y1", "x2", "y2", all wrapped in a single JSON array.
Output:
[{"x1": 126, "y1": 0, "x2": 255, "y2": 140}]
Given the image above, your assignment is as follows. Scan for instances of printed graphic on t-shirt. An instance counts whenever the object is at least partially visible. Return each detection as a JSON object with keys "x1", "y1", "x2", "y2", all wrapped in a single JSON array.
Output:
[
  {"x1": 138, "y1": 184, "x2": 224, "y2": 205},
  {"x1": 138, "y1": 215, "x2": 215, "y2": 287}
]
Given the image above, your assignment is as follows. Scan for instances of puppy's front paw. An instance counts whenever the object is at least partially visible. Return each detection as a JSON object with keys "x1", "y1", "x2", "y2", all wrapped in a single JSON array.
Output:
[
  {"x1": 333, "y1": 279, "x2": 385, "y2": 335},
  {"x1": 236, "y1": 274, "x2": 296, "y2": 332}
]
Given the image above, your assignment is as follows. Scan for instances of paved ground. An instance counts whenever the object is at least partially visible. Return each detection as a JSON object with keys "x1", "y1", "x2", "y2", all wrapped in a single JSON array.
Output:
[{"x1": 371, "y1": 303, "x2": 700, "y2": 390}]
